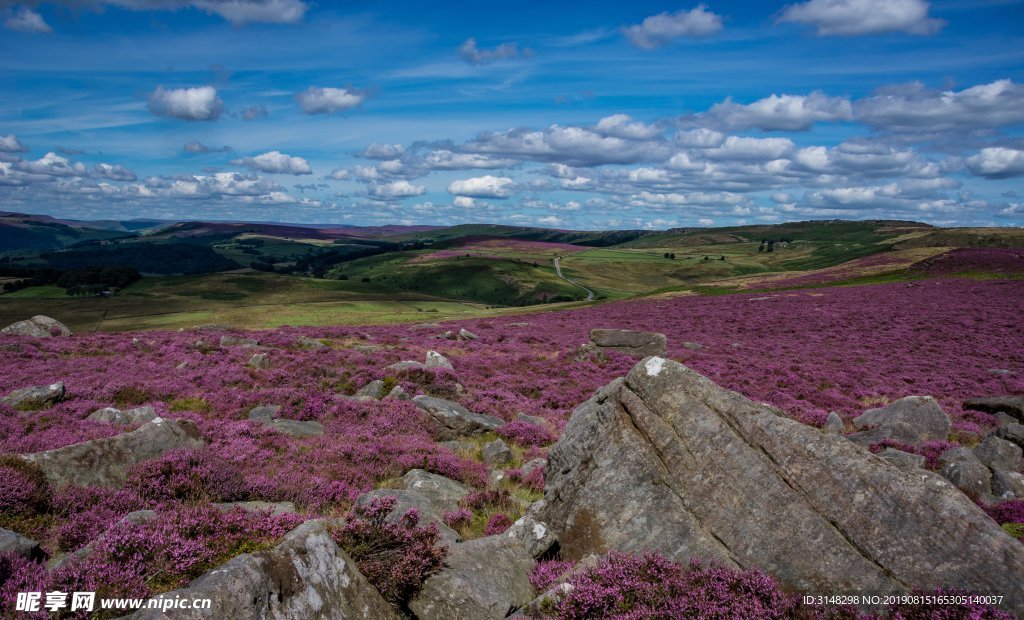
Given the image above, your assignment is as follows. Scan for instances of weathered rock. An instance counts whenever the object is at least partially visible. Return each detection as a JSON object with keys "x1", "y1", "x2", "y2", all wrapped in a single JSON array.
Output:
[
  {"x1": 848, "y1": 396, "x2": 950, "y2": 446},
  {"x1": 964, "y1": 395, "x2": 1024, "y2": 422},
  {"x1": 295, "y1": 335, "x2": 327, "y2": 349},
  {"x1": 878, "y1": 448, "x2": 926, "y2": 471},
  {"x1": 383, "y1": 385, "x2": 410, "y2": 401},
  {"x1": 220, "y1": 335, "x2": 259, "y2": 348},
  {"x1": 21, "y1": 418, "x2": 204, "y2": 487},
  {"x1": 517, "y1": 413, "x2": 548, "y2": 427},
  {"x1": 822, "y1": 411, "x2": 844, "y2": 434},
  {"x1": 248, "y1": 404, "x2": 281, "y2": 421},
  {"x1": 408, "y1": 535, "x2": 535, "y2": 620},
  {"x1": 540, "y1": 357, "x2": 1024, "y2": 612},
  {"x1": 86, "y1": 405, "x2": 157, "y2": 426},
  {"x1": 354, "y1": 379, "x2": 385, "y2": 399},
  {"x1": 502, "y1": 514, "x2": 556, "y2": 560},
  {"x1": 355, "y1": 489, "x2": 460, "y2": 545},
  {"x1": 413, "y1": 395, "x2": 503, "y2": 440},
  {"x1": 521, "y1": 458, "x2": 547, "y2": 477},
  {"x1": 482, "y1": 438, "x2": 513, "y2": 467},
  {"x1": 129, "y1": 521, "x2": 399, "y2": 620},
  {"x1": 0, "y1": 528, "x2": 45, "y2": 561},
  {"x1": 387, "y1": 360, "x2": 426, "y2": 373},
  {"x1": 1, "y1": 382, "x2": 65, "y2": 410},
  {"x1": 974, "y1": 435, "x2": 1023, "y2": 472},
  {"x1": 588, "y1": 328, "x2": 666, "y2": 357},
  {"x1": 939, "y1": 456, "x2": 993, "y2": 497},
  {"x1": 1, "y1": 315, "x2": 71, "y2": 338},
  {"x1": 438, "y1": 439, "x2": 475, "y2": 453},
  {"x1": 458, "y1": 328, "x2": 478, "y2": 341},
  {"x1": 266, "y1": 419, "x2": 324, "y2": 438},
  {"x1": 682, "y1": 341, "x2": 703, "y2": 351},
  {"x1": 401, "y1": 469, "x2": 471, "y2": 514},
  {"x1": 436, "y1": 330, "x2": 456, "y2": 340},
  {"x1": 992, "y1": 470, "x2": 1024, "y2": 500},
  {"x1": 247, "y1": 352, "x2": 272, "y2": 369},
  {"x1": 995, "y1": 424, "x2": 1024, "y2": 450},
  {"x1": 424, "y1": 350, "x2": 454, "y2": 370},
  {"x1": 213, "y1": 501, "x2": 297, "y2": 515}
]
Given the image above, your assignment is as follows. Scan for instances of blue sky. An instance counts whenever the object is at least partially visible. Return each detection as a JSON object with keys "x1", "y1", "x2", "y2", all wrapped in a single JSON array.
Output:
[{"x1": 1, "y1": 0, "x2": 1022, "y2": 229}]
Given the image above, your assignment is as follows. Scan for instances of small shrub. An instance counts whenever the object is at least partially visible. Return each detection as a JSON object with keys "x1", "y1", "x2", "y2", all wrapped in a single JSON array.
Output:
[
  {"x1": 111, "y1": 385, "x2": 154, "y2": 407},
  {"x1": 985, "y1": 500, "x2": 1024, "y2": 525},
  {"x1": 460, "y1": 488, "x2": 515, "y2": 512},
  {"x1": 0, "y1": 455, "x2": 50, "y2": 517},
  {"x1": 483, "y1": 513, "x2": 512, "y2": 535},
  {"x1": 497, "y1": 420, "x2": 555, "y2": 447},
  {"x1": 169, "y1": 397, "x2": 213, "y2": 413},
  {"x1": 125, "y1": 449, "x2": 245, "y2": 503},
  {"x1": 442, "y1": 508, "x2": 472, "y2": 529},
  {"x1": 330, "y1": 495, "x2": 446, "y2": 605},
  {"x1": 530, "y1": 559, "x2": 575, "y2": 592},
  {"x1": 1003, "y1": 523, "x2": 1024, "y2": 541}
]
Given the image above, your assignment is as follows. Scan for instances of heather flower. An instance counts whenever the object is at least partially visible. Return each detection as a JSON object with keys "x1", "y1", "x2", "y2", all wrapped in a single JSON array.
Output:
[
  {"x1": 483, "y1": 513, "x2": 513, "y2": 535},
  {"x1": 984, "y1": 499, "x2": 1024, "y2": 525},
  {"x1": 0, "y1": 455, "x2": 49, "y2": 517},
  {"x1": 125, "y1": 448, "x2": 246, "y2": 503},
  {"x1": 442, "y1": 507, "x2": 472, "y2": 529},
  {"x1": 530, "y1": 559, "x2": 575, "y2": 592},
  {"x1": 497, "y1": 420, "x2": 555, "y2": 447}
]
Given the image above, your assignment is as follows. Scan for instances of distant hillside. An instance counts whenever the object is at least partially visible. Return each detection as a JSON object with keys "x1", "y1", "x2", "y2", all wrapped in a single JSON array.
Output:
[{"x1": 0, "y1": 212, "x2": 127, "y2": 252}]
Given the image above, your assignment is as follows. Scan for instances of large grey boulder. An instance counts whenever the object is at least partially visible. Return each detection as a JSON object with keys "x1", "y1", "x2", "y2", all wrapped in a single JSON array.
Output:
[
  {"x1": 482, "y1": 438, "x2": 513, "y2": 467},
  {"x1": 86, "y1": 405, "x2": 157, "y2": 426},
  {"x1": 540, "y1": 357, "x2": 1024, "y2": 613},
  {"x1": 408, "y1": 535, "x2": 535, "y2": 620},
  {"x1": 847, "y1": 396, "x2": 951, "y2": 446},
  {"x1": 387, "y1": 360, "x2": 426, "y2": 373},
  {"x1": 21, "y1": 418, "x2": 204, "y2": 487},
  {"x1": 247, "y1": 404, "x2": 281, "y2": 421},
  {"x1": 939, "y1": 448, "x2": 993, "y2": 498},
  {"x1": 401, "y1": 469, "x2": 471, "y2": 515},
  {"x1": 219, "y1": 334, "x2": 259, "y2": 348},
  {"x1": 502, "y1": 514, "x2": 556, "y2": 560},
  {"x1": 295, "y1": 335, "x2": 327, "y2": 349},
  {"x1": 0, "y1": 528, "x2": 45, "y2": 561},
  {"x1": 383, "y1": 385, "x2": 410, "y2": 401},
  {"x1": 1, "y1": 382, "x2": 65, "y2": 410},
  {"x1": 247, "y1": 353, "x2": 272, "y2": 369},
  {"x1": 354, "y1": 489, "x2": 461, "y2": 545},
  {"x1": 424, "y1": 350, "x2": 454, "y2": 370},
  {"x1": 129, "y1": 521, "x2": 399, "y2": 620},
  {"x1": 266, "y1": 419, "x2": 324, "y2": 438},
  {"x1": 354, "y1": 380, "x2": 385, "y2": 399},
  {"x1": 822, "y1": 411, "x2": 844, "y2": 434},
  {"x1": 588, "y1": 328, "x2": 666, "y2": 358},
  {"x1": 412, "y1": 395, "x2": 502, "y2": 440},
  {"x1": 974, "y1": 435, "x2": 1023, "y2": 472},
  {"x1": 992, "y1": 470, "x2": 1024, "y2": 500},
  {"x1": 1, "y1": 315, "x2": 71, "y2": 338},
  {"x1": 964, "y1": 395, "x2": 1024, "y2": 422},
  {"x1": 996, "y1": 424, "x2": 1024, "y2": 450}
]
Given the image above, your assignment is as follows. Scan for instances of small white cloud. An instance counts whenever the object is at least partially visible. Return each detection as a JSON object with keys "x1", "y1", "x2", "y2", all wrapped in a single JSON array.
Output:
[
  {"x1": 453, "y1": 196, "x2": 476, "y2": 208},
  {"x1": 368, "y1": 180, "x2": 427, "y2": 199},
  {"x1": 94, "y1": 163, "x2": 137, "y2": 181},
  {"x1": 594, "y1": 114, "x2": 663, "y2": 140},
  {"x1": 14, "y1": 152, "x2": 87, "y2": 177},
  {"x1": 778, "y1": 0, "x2": 944, "y2": 36},
  {"x1": 698, "y1": 217, "x2": 715, "y2": 226},
  {"x1": 447, "y1": 175, "x2": 515, "y2": 199},
  {"x1": 458, "y1": 38, "x2": 525, "y2": 65},
  {"x1": 232, "y1": 151, "x2": 312, "y2": 175},
  {"x1": 623, "y1": 4, "x2": 723, "y2": 49},
  {"x1": 193, "y1": 0, "x2": 308, "y2": 25},
  {"x1": 0, "y1": 134, "x2": 27, "y2": 152},
  {"x1": 694, "y1": 92, "x2": 853, "y2": 131},
  {"x1": 360, "y1": 144, "x2": 405, "y2": 159},
  {"x1": 966, "y1": 147, "x2": 1024, "y2": 179},
  {"x1": 4, "y1": 6, "x2": 52, "y2": 34},
  {"x1": 149, "y1": 86, "x2": 223, "y2": 121},
  {"x1": 183, "y1": 141, "x2": 232, "y2": 153},
  {"x1": 421, "y1": 150, "x2": 518, "y2": 170},
  {"x1": 326, "y1": 167, "x2": 350, "y2": 180},
  {"x1": 295, "y1": 87, "x2": 365, "y2": 115}
]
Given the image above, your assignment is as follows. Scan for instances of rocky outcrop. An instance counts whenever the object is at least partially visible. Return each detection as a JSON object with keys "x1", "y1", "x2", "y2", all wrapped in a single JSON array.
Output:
[
  {"x1": 219, "y1": 335, "x2": 259, "y2": 348},
  {"x1": 847, "y1": 396, "x2": 951, "y2": 446},
  {"x1": 0, "y1": 528, "x2": 45, "y2": 561},
  {"x1": 129, "y1": 521, "x2": 398, "y2": 620},
  {"x1": 413, "y1": 395, "x2": 503, "y2": 440},
  {"x1": 540, "y1": 357, "x2": 1024, "y2": 613},
  {"x1": 295, "y1": 335, "x2": 327, "y2": 349},
  {"x1": 408, "y1": 534, "x2": 535, "y2": 620},
  {"x1": 401, "y1": 469, "x2": 471, "y2": 514},
  {"x1": 964, "y1": 395, "x2": 1024, "y2": 422},
  {"x1": 1, "y1": 382, "x2": 65, "y2": 410},
  {"x1": 939, "y1": 447, "x2": 992, "y2": 497},
  {"x1": 1, "y1": 315, "x2": 71, "y2": 338},
  {"x1": 86, "y1": 405, "x2": 157, "y2": 426},
  {"x1": 822, "y1": 411, "x2": 844, "y2": 434},
  {"x1": 21, "y1": 418, "x2": 204, "y2": 487},
  {"x1": 996, "y1": 424, "x2": 1024, "y2": 450},
  {"x1": 424, "y1": 350, "x2": 454, "y2": 370},
  {"x1": 383, "y1": 385, "x2": 410, "y2": 401},
  {"x1": 877, "y1": 448, "x2": 926, "y2": 470},
  {"x1": 355, "y1": 489, "x2": 461, "y2": 545},
  {"x1": 266, "y1": 419, "x2": 324, "y2": 438},
  {"x1": 482, "y1": 438, "x2": 513, "y2": 466},
  {"x1": 587, "y1": 329, "x2": 666, "y2": 358},
  {"x1": 974, "y1": 435, "x2": 1023, "y2": 472},
  {"x1": 355, "y1": 379, "x2": 385, "y2": 399},
  {"x1": 247, "y1": 404, "x2": 281, "y2": 421},
  {"x1": 247, "y1": 353, "x2": 272, "y2": 369}
]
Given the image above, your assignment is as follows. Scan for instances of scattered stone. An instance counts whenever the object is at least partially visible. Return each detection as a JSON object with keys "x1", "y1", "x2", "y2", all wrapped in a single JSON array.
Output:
[
  {"x1": 520, "y1": 458, "x2": 547, "y2": 477},
  {"x1": 266, "y1": 419, "x2": 324, "y2": 438},
  {"x1": 247, "y1": 353, "x2": 272, "y2": 369},
  {"x1": 295, "y1": 335, "x2": 327, "y2": 349},
  {"x1": 937, "y1": 447, "x2": 993, "y2": 498},
  {"x1": 588, "y1": 328, "x2": 666, "y2": 358},
  {"x1": 401, "y1": 469, "x2": 471, "y2": 514},
  {"x1": 847, "y1": 396, "x2": 951, "y2": 446},
  {"x1": 408, "y1": 535, "x2": 535, "y2": 620},
  {"x1": 213, "y1": 501, "x2": 297, "y2": 515},
  {"x1": 129, "y1": 521, "x2": 399, "y2": 620},
  {"x1": 387, "y1": 360, "x2": 426, "y2": 373},
  {"x1": 822, "y1": 411, "x2": 844, "y2": 434},
  {"x1": 507, "y1": 322, "x2": 530, "y2": 327},
  {"x1": 458, "y1": 328, "x2": 478, "y2": 341},
  {"x1": 247, "y1": 405, "x2": 281, "y2": 421},
  {"x1": 219, "y1": 335, "x2": 259, "y2": 348},
  {"x1": 973, "y1": 435, "x2": 1023, "y2": 472},
  {"x1": 989, "y1": 369, "x2": 1013, "y2": 375},
  {"x1": 996, "y1": 413, "x2": 1020, "y2": 427},
  {"x1": 517, "y1": 413, "x2": 548, "y2": 427},
  {"x1": 175, "y1": 361, "x2": 190, "y2": 370},
  {"x1": 964, "y1": 395, "x2": 1024, "y2": 422},
  {"x1": 682, "y1": 341, "x2": 703, "y2": 351},
  {"x1": 503, "y1": 514, "x2": 557, "y2": 560},
  {"x1": 1, "y1": 315, "x2": 71, "y2": 338},
  {"x1": 354, "y1": 379, "x2": 385, "y2": 399},
  {"x1": 411, "y1": 322, "x2": 442, "y2": 330},
  {"x1": 86, "y1": 405, "x2": 157, "y2": 426},
  {"x1": 438, "y1": 440, "x2": 475, "y2": 453},
  {"x1": 383, "y1": 385, "x2": 410, "y2": 401},
  {"x1": 540, "y1": 357, "x2": 1024, "y2": 611},
  {"x1": 436, "y1": 330, "x2": 456, "y2": 340},
  {"x1": 992, "y1": 470, "x2": 1024, "y2": 500},
  {"x1": 425, "y1": 350, "x2": 454, "y2": 370},
  {"x1": 413, "y1": 395, "x2": 503, "y2": 440},
  {"x1": 482, "y1": 439, "x2": 513, "y2": 467},
  {"x1": 1, "y1": 382, "x2": 65, "y2": 410},
  {"x1": 877, "y1": 448, "x2": 926, "y2": 471},
  {"x1": 355, "y1": 489, "x2": 461, "y2": 545},
  {"x1": 0, "y1": 528, "x2": 45, "y2": 561},
  {"x1": 995, "y1": 424, "x2": 1024, "y2": 450},
  {"x1": 22, "y1": 419, "x2": 203, "y2": 488}
]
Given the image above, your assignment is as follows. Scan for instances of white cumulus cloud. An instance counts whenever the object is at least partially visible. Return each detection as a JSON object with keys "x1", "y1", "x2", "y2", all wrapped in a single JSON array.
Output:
[
  {"x1": 94, "y1": 163, "x2": 137, "y2": 181},
  {"x1": 693, "y1": 92, "x2": 853, "y2": 131},
  {"x1": 966, "y1": 148, "x2": 1024, "y2": 179},
  {"x1": 0, "y1": 134, "x2": 27, "y2": 152},
  {"x1": 778, "y1": 0, "x2": 944, "y2": 36},
  {"x1": 148, "y1": 86, "x2": 223, "y2": 121},
  {"x1": 368, "y1": 180, "x2": 427, "y2": 199},
  {"x1": 232, "y1": 151, "x2": 313, "y2": 175},
  {"x1": 4, "y1": 6, "x2": 52, "y2": 34},
  {"x1": 295, "y1": 87, "x2": 365, "y2": 115},
  {"x1": 623, "y1": 4, "x2": 723, "y2": 49},
  {"x1": 447, "y1": 175, "x2": 515, "y2": 199}
]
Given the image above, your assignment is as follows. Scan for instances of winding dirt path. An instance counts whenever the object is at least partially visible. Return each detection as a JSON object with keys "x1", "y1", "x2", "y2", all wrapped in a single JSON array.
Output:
[{"x1": 553, "y1": 256, "x2": 595, "y2": 301}]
